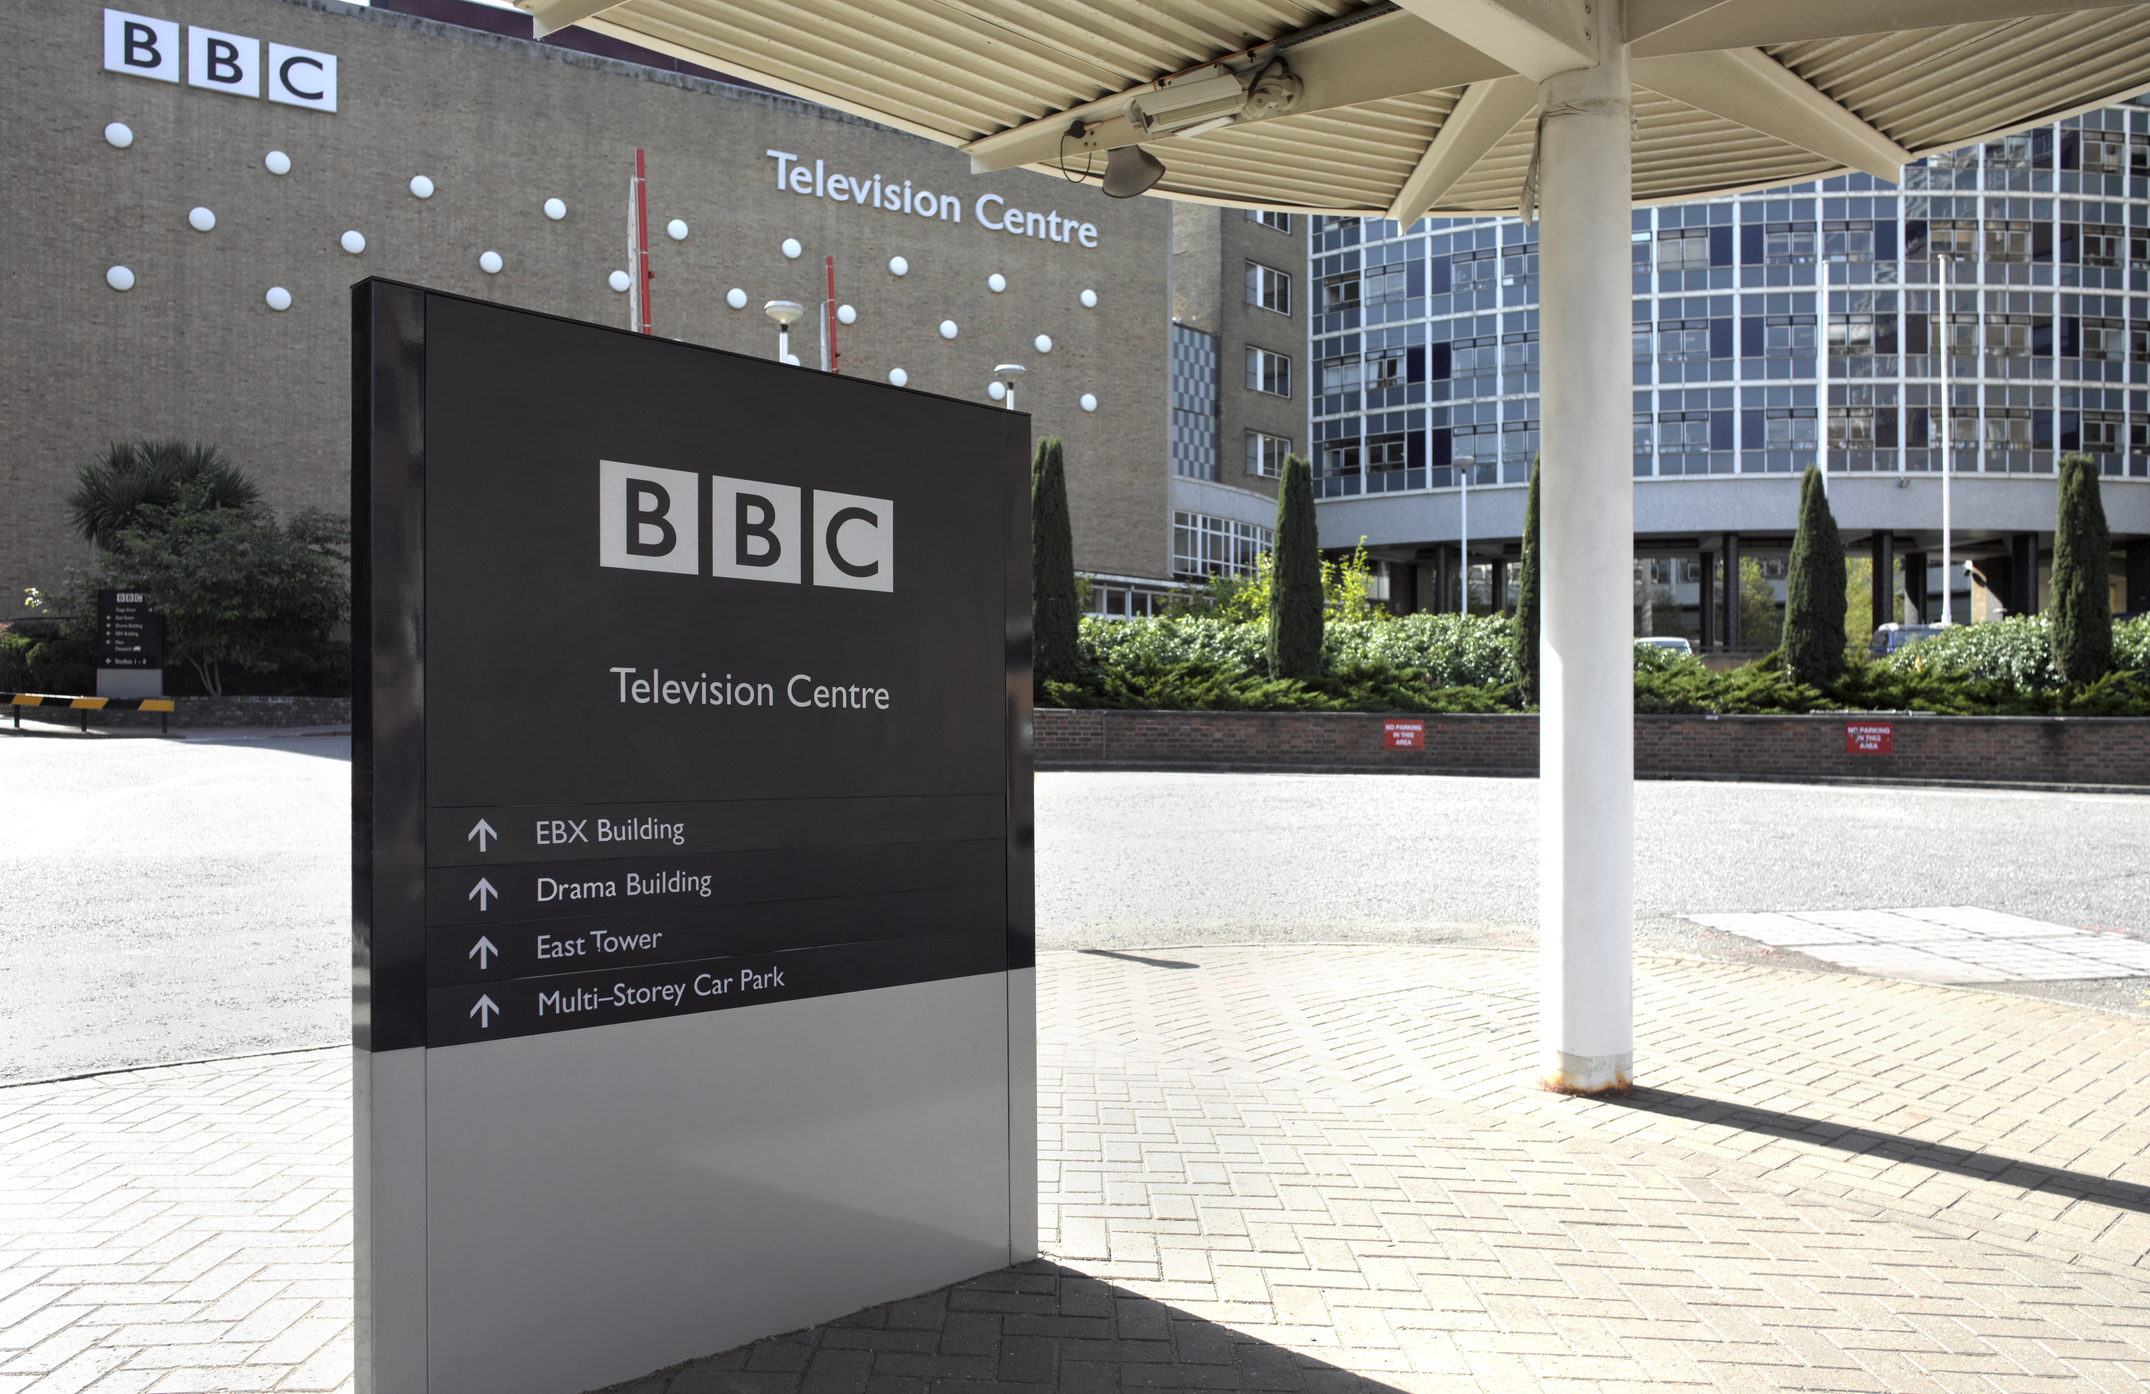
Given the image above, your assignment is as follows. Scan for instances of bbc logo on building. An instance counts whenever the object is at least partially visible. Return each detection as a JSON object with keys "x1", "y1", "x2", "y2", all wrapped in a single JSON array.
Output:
[
  {"x1": 599, "y1": 461, "x2": 893, "y2": 593},
  {"x1": 102, "y1": 8, "x2": 338, "y2": 113}
]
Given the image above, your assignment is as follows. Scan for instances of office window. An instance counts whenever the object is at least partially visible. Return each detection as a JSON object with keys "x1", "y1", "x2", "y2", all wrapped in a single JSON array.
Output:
[
  {"x1": 1450, "y1": 337, "x2": 1498, "y2": 380},
  {"x1": 1244, "y1": 262, "x2": 1292, "y2": 315},
  {"x1": 2083, "y1": 412, "x2": 2124, "y2": 452},
  {"x1": 1366, "y1": 432, "x2": 1408, "y2": 473},
  {"x1": 1246, "y1": 209, "x2": 1293, "y2": 233},
  {"x1": 1453, "y1": 246, "x2": 1499, "y2": 292},
  {"x1": 1247, "y1": 347, "x2": 1292, "y2": 397},
  {"x1": 1246, "y1": 432, "x2": 1291, "y2": 478},
  {"x1": 1656, "y1": 228, "x2": 1711, "y2": 271},
  {"x1": 1658, "y1": 318, "x2": 1712, "y2": 362},
  {"x1": 1764, "y1": 315, "x2": 1817, "y2": 356},
  {"x1": 1633, "y1": 324, "x2": 1653, "y2": 362},
  {"x1": 1172, "y1": 511, "x2": 1272, "y2": 581},
  {"x1": 2080, "y1": 224, "x2": 2125, "y2": 267},
  {"x1": 1765, "y1": 409, "x2": 1819, "y2": 447},
  {"x1": 1829, "y1": 316, "x2": 1874, "y2": 356},
  {"x1": 1321, "y1": 439, "x2": 1362, "y2": 478},
  {"x1": 1984, "y1": 409, "x2": 2033, "y2": 449},
  {"x1": 2082, "y1": 317, "x2": 2126, "y2": 361},
  {"x1": 1984, "y1": 314, "x2": 2035, "y2": 356},
  {"x1": 1912, "y1": 220, "x2": 1978, "y2": 260},
  {"x1": 1365, "y1": 348, "x2": 1404, "y2": 392},
  {"x1": 1319, "y1": 355, "x2": 1362, "y2": 395},
  {"x1": 1320, "y1": 274, "x2": 1360, "y2": 314},
  {"x1": 1984, "y1": 221, "x2": 2034, "y2": 263},
  {"x1": 1764, "y1": 223, "x2": 1818, "y2": 264},
  {"x1": 2081, "y1": 134, "x2": 2127, "y2": 175},
  {"x1": 1823, "y1": 221, "x2": 1874, "y2": 262},
  {"x1": 1364, "y1": 265, "x2": 1410, "y2": 305}
]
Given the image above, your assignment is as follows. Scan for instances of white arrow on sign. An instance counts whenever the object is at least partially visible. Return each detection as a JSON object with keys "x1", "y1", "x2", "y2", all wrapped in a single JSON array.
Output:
[
  {"x1": 470, "y1": 994, "x2": 501, "y2": 1028},
  {"x1": 468, "y1": 935, "x2": 499, "y2": 969},
  {"x1": 467, "y1": 818, "x2": 498, "y2": 852},
  {"x1": 468, "y1": 877, "x2": 498, "y2": 912}
]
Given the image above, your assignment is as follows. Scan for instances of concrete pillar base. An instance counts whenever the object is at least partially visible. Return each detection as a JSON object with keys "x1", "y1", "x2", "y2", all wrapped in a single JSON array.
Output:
[{"x1": 1540, "y1": 1051, "x2": 1634, "y2": 1096}]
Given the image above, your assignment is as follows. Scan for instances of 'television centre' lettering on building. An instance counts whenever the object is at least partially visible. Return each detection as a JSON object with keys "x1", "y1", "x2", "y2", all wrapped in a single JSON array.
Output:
[{"x1": 2, "y1": 0, "x2": 1169, "y2": 616}]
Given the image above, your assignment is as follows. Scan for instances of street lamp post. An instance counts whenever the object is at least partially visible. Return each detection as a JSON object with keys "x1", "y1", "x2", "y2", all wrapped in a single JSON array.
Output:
[
  {"x1": 1933, "y1": 253, "x2": 1960, "y2": 624},
  {"x1": 993, "y1": 363, "x2": 1026, "y2": 411},
  {"x1": 763, "y1": 300, "x2": 804, "y2": 365}
]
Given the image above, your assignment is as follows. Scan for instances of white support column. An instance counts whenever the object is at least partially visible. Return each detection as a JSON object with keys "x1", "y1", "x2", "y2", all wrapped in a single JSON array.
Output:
[{"x1": 1534, "y1": 0, "x2": 1634, "y2": 1094}]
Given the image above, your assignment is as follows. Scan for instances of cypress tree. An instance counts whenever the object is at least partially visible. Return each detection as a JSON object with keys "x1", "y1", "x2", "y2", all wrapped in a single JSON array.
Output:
[
  {"x1": 1782, "y1": 464, "x2": 1848, "y2": 684},
  {"x1": 2052, "y1": 451, "x2": 2112, "y2": 685},
  {"x1": 1030, "y1": 436, "x2": 1080, "y2": 688},
  {"x1": 1512, "y1": 457, "x2": 1541, "y2": 703},
  {"x1": 1267, "y1": 453, "x2": 1323, "y2": 679}
]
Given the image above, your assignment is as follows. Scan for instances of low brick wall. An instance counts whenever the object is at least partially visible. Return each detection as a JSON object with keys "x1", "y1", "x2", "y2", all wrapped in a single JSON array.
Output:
[
  {"x1": 15, "y1": 695, "x2": 354, "y2": 731},
  {"x1": 1034, "y1": 708, "x2": 2150, "y2": 790}
]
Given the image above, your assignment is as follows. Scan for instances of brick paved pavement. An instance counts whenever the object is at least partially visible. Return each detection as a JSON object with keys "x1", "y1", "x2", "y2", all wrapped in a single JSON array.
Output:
[
  {"x1": 8, "y1": 948, "x2": 2150, "y2": 1393},
  {"x1": 0, "y1": 1052, "x2": 350, "y2": 1394}
]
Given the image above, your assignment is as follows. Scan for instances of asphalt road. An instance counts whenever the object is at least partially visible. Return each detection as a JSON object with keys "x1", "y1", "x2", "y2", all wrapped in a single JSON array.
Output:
[{"x1": 4, "y1": 733, "x2": 2147, "y2": 1083}]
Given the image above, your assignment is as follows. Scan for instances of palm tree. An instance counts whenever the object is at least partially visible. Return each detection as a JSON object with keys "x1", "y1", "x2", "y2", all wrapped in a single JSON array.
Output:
[{"x1": 67, "y1": 441, "x2": 260, "y2": 548}]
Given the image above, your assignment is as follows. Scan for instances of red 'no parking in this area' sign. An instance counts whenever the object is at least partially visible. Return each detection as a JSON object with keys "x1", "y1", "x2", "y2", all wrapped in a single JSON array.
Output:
[
  {"x1": 1844, "y1": 722, "x2": 1893, "y2": 754},
  {"x1": 1384, "y1": 719, "x2": 1425, "y2": 750}
]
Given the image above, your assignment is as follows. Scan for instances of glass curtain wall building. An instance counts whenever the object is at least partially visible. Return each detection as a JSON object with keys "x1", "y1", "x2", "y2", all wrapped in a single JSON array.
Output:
[{"x1": 1309, "y1": 102, "x2": 2150, "y2": 632}]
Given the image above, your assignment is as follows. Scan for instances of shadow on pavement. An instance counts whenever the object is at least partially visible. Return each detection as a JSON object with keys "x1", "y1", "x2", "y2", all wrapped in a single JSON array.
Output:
[
  {"x1": 1078, "y1": 948, "x2": 1202, "y2": 970},
  {"x1": 1607, "y1": 1087, "x2": 2150, "y2": 1215},
  {"x1": 592, "y1": 1259, "x2": 1406, "y2": 1394}
]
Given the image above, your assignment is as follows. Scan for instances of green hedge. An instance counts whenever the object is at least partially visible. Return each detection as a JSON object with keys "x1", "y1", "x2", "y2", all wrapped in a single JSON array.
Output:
[{"x1": 1040, "y1": 612, "x2": 2150, "y2": 717}]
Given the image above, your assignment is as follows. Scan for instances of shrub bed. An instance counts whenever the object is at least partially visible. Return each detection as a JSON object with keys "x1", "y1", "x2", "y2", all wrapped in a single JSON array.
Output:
[{"x1": 1042, "y1": 613, "x2": 2150, "y2": 717}]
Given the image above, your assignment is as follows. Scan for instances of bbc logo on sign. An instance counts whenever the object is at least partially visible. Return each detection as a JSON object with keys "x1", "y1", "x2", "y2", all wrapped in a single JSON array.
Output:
[
  {"x1": 102, "y1": 9, "x2": 338, "y2": 112},
  {"x1": 599, "y1": 461, "x2": 893, "y2": 593}
]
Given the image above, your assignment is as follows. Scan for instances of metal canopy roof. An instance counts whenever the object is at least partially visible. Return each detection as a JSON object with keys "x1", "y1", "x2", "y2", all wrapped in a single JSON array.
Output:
[{"x1": 523, "y1": 1, "x2": 2150, "y2": 215}]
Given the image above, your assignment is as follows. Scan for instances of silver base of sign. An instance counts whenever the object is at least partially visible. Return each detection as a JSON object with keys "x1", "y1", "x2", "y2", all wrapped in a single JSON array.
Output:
[{"x1": 95, "y1": 668, "x2": 163, "y2": 698}]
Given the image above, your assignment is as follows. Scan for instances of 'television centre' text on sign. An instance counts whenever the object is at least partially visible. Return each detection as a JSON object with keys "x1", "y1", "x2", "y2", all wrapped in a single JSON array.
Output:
[{"x1": 354, "y1": 282, "x2": 1029, "y2": 1052}]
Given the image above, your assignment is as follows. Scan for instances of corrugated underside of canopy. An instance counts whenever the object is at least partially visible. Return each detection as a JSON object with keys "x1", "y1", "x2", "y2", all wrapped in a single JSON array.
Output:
[{"x1": 551, "y1": 1, "x2": 2150, "y2": 213}]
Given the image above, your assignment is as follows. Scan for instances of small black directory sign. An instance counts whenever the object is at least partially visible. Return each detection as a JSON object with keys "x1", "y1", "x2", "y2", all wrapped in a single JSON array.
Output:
[
  {"x1": 352, "y1": 280, "x2": 1032, "y2": 1394},
  {"x1": 96, "y1": 589, "x2": 163, "y2": 669}
]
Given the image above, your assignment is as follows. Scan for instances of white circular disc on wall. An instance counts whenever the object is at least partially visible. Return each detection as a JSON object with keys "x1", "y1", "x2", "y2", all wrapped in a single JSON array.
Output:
[
  {"x1": 543, "y1": 197, "x2": 567, "y2": 221},
  {"x1": 667, "y1": 219, "x2": 690, "y2": 241},
  {"x1": 104, "y1": 122, "x2": 133, "y2": 149},
  {"x1": 187, "y1": 206, "x2": 216, "y2": 233},
  {"x1": 1034, "y1": 334, "x2": 1053, "y2": 353},
  {"x1": 1080, "y1": 393, "x2": 1098, "y2": 412},
  {"x1": 105, "y1": 265, "x2": 135, "y2": 292},
  {"x1": 726, "y1": 288, "x2": 748, "y2": 309},
  {"x1": 836, "y1": 304, "x2": 857, "y2": 325},
  {"x1": 479, "y1": 250, "x2": 503, "y2": 274},
  {"x1": 988, "y1": 381, "x2": 1006, "y2": 401},
  {"x1": 341, "y1": 230, "x2": 366, "y2": 255},
  {"x1": 939, "y1": 320, "x2": 958, "y2": 339},
  {"x1": 265, "y1": 286, "x2": 293, "y2": 311},
  {"x1": 1080, "y1": 288, "x2": 1097, "y2": 308},
  {"x1": 264, "y1": 149, "x2": 291, "y2": 175},
  {"x1": 410, "y1": 175, "x2": 435, "y2": 198},
  {"x1": 887, "y1": 367, "x2": 908, "y2": 386},
  {"x1": 781, "y1": 237, "x2": 802, "y2": 258},
  {"x1": 609, "y1": 270, "x2": 631, "y2": 293},
  {"x1": 987, "y1": 273, "x2": 1006, "y2": 292},
  {"x1": 888, "y1": 256, "x2": 909, "y2": 276}
]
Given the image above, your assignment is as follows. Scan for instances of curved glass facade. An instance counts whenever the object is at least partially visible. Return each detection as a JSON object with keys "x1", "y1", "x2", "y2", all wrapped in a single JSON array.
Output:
[{"x1": 1310, "y1": 101, "x2": 2150, "y2": 503}]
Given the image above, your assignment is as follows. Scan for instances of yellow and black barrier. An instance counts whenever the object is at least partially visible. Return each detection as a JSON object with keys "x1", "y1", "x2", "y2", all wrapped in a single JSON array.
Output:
[{"x1": 6, "y1": 692, "x2": 177, "y2": 733}]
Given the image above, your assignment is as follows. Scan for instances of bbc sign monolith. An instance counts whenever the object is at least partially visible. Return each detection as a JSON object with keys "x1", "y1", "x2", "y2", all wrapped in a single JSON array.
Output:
[{"x1": 352, "y1": 281, "x2": 1034, "y2": 1394}]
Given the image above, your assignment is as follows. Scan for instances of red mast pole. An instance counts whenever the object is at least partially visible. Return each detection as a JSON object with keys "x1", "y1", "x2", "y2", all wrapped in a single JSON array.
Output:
[
  {"x1": 631, "y1": 148, "x2": 653, "y2": 335},
  {"x1": 824, "y1": 255, "x2": 840, "y2": 373}
]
